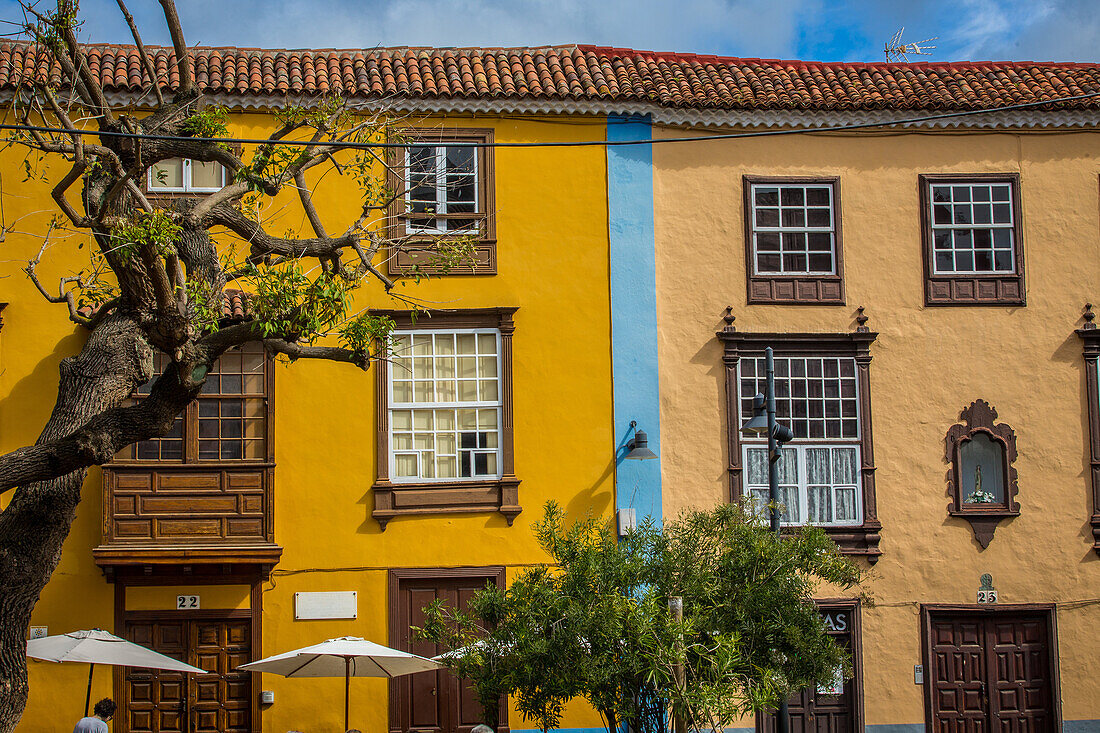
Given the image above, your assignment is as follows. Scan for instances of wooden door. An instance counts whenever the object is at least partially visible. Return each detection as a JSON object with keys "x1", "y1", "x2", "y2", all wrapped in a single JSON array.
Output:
[
  {"x1": 926, "y1": 610, "x2": 1057, "y2": 733},
  {"x1": 122, "y1": 616, "x2": 252, "y2": 733},
  {"x1": 758, "y1": 604, "x2": 862, "y2": 733},
  {"x1": 390, "y1": 569, "x2": 507, "y2": 733}
]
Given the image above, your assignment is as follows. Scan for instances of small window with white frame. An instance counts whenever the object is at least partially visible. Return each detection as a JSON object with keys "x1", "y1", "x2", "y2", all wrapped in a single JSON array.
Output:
[
  {"x1": 388, "y1": 329, "x2": 501, "y2": 482},
  {"x1": 406, "y1": 145, "x2": 479, "y2": 233},
  {"x1": 739, "y1": 355, "x2": 862, "y2": 526},
  {"x1": 750, "y1": 182, "x2": 837, "y2": 276},
  {"x1": 148, "y1": 157, "x2": 227, "y2": 193}
]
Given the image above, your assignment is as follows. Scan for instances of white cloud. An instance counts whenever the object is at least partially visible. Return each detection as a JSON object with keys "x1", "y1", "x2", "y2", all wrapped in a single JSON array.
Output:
[{"x1": 50, "y1": 0, "x2": 808, "y2": 57}]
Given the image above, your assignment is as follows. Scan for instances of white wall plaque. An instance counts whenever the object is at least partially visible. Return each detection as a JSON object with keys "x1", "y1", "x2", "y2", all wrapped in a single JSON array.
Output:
[
  {"x1": 295, "y1": 591, "x2": 358, "y2": 620},
  {"x1": 176, "y1": 595, "x2": 200, "y2": 610},
  {"x1": 28, "y1": 626, "x2": 47, "y2": 639}
]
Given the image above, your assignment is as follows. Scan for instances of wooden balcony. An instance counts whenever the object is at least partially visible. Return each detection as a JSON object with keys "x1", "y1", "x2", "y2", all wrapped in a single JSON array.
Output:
[{"x1": 93, "y1": 464, "x2": 282, "y2": 576}]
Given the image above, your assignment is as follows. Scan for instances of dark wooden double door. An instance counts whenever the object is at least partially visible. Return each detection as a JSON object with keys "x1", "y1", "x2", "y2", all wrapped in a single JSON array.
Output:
[
  {"x1": 390, "y1": 569, "x2": 507, "y2": 733},
  {"x1": 925, "y1": 610, "x2": 1057, "y2": 733},
  {"x1": 123, "y1": 616, "x2": 252, "y2": 733}
]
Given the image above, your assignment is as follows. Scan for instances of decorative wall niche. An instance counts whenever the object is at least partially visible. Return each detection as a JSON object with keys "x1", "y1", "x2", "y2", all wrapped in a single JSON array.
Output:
[{"x1": 944, "y1": 400, "x2": 1019, "y2": 548}]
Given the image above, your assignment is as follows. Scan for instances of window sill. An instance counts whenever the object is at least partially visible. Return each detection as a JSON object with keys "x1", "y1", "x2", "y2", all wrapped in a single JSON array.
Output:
[
  {"x1": 925, "y1": 274, "x2": 1025, "y2": 306},
  {"x1": 371, "y1": 476, "x2": 521, "y2": 530},
  {"x1": 948, "y1": 507, "x2": 1019, "y2": 549},
  {"x1": 747, "y1": 275, "x2": 844, "y2": 305},
  {"x1": 819, "y1": 522, "x2": 881, "y2": 563},
  {"x1": 386, "y1": 240, "x2": 497, "y2": 276},
  {"x1": 779, "y1": 524, "x2": 880, "y2": 562}
]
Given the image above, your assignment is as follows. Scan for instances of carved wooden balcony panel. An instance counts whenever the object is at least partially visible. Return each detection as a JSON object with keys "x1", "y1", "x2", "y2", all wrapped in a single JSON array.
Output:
[{"x1": 93, "y1": 466, "x2": 281, "y2": 570}]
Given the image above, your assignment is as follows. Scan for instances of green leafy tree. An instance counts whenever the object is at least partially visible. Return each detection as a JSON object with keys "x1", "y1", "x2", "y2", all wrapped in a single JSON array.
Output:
[
  {"x1": 420, "y1": 502, "x2": 862, "y2": 733},
  {"x1": 0, "y1": 2, "x2": 475, "y2": 728}
]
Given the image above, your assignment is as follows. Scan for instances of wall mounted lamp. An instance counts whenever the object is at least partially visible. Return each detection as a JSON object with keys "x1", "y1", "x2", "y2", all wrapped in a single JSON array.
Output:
[{"x1": 625, "y1": 420, "x2": 658, "y2": 460}]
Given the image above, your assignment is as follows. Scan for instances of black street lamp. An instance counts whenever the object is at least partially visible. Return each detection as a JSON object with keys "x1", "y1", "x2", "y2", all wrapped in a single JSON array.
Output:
[{"x1": 741, "y1": 345, "x2": 794, "y2": 733}]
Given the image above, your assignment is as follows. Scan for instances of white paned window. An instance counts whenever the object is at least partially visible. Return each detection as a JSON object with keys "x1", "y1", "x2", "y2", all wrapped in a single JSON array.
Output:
[
  {"x1": 739, "y1": 356, "x2": 862, "y2": 526},
  {"x1": 929, "y1": 182, "x2": 1015, "y2": 274},
  {"x1": 406, "y1": 145, "x2": 479, "y2": 233},
  {"x1": 148, "y1": 157, "x2": 226, "y2": 193},
  {"x1": 388, "y1": 329, "x2": 501, "y2": 482},
  {"x1": 750, "y1": 183, "x2": 836, "y2": 275}
]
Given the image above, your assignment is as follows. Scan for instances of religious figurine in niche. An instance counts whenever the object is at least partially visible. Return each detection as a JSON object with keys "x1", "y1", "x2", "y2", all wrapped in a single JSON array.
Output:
[
  {"x1": 945, "y1": 399, "x2": 1020, "y2": 548},
  {"x1": 966, "y1": 465, "x2": 997, "y2": 504},
  {"x1": 959, "y1": 432, "x2": 1005, "y2": 505}
]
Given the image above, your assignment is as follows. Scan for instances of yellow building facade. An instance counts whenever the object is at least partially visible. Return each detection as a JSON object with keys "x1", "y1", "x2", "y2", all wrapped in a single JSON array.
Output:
[{"x1": 0, "y1": 45, "x2": 617, "y2": 732}]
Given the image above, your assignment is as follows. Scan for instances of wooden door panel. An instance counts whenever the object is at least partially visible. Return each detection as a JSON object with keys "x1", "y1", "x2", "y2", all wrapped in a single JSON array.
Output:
[
  {"x1": 987, "y1": 617, "x2": 1052, "y2": 733},
  {"x1": 391, "y1": 571, "x2": 506, "y2": 733},
  {"x1": 123, "y1": 616, "x2": 251, "y2": 733},
  {"x1": 931, "y1": 618, "x2": 988, "y2": 732},
  {"x1": 454, "y1": 583, "x2": 492, "y2": 733},
  {"x1": 125, "y1": 620, "x2": 188, "y2": 733},
  {"x1": 927, "y1": 612, "x2": 1055, "y2": 733}
]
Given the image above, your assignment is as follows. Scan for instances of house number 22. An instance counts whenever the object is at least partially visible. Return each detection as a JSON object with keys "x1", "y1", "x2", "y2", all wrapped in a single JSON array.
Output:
[{"x1": 176, "y1": 595, "x2": 200, "y2": 610}]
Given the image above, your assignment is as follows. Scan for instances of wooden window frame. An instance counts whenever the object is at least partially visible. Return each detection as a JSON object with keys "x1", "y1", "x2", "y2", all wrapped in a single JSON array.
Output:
[
  {"x1": 743, "y1": 176, "x2": 845, "y2": 305},
  {"x1": 718, "y1": 328, "x2": 881, "y2": 562},
  {"x1": 919, "y1": 603, "x2": 1062, "y2": 733},
  {"x1": 1076, "y1": 318, "x2": 1100, "y2": 555},
  {"x1": 386, "y1": 128, "x2": 497, "y2": 276},
  {"x1": 944, "y1": 399, "x2": 1020, "y2": 549},
  {"x1": 110, "y1": 344, "x2": 275, "y2": 467},
  {"x1": 371, "y1": 308, "x2": 520, "y2": 530},
  {"x1": 919, "y1": 173, "x2": 1026, "y2": 306},
  {"x1": 388, "y1": 567, "x2": 509, "y2": 733}
]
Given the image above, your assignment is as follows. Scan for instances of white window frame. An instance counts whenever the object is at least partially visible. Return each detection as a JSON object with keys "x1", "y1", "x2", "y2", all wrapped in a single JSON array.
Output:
[
  {"x1": 739, "y1": 355, "x2": 863, "y2": 527},
  {"x1": 928, "y1": 181, "x2": 1016, "y2": 275},
  {"x1": 750, "y1": 182, "x2": 837, "y2": 276},
  {"x1": 387, "y1": 327, "x2": 502, "y2": 484},
  {"x1": 147, "y1": 157, "x2": 227, "y2": 193},
  {"x1": 404, "y1": 145, "x2": 479, "y2": 234},
  {"x1": 741, "y1": 444, "x2": 863, "y2": 527}
]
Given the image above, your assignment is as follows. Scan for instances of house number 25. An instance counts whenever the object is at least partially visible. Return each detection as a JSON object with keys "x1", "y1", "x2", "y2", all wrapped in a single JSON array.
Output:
[{"x1": 176, "y1": 595, "x2": 200, "y2": 610}]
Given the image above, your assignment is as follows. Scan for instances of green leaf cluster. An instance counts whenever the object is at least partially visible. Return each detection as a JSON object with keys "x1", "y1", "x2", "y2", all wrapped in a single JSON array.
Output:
[
  {"x1": 110, "y1": 209, "x2": 182, "y2": 264},
  {"x1": 419, "y1": 502, "x2": 862, "y2": 733},
  {"x1": 248, "y1": 261, "x2": 350, "y2": 341},
  {"x1": 181, "y1": 107, "x2": 230, "y2": 140}
]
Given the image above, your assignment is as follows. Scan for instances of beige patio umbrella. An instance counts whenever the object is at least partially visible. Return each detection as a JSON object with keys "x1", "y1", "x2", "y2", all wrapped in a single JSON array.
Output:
[
  {"x1": 238, "y1": 636, "x2": 443, "y2": 731},
  {"x1": 26, "y1": 629, "x2": 208, "y2": 717}
]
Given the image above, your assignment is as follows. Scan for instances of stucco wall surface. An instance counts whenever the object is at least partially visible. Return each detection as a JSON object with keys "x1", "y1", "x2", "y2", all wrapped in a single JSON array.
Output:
[
  {"x1": 652, "y1": 127, "x2": 1100, "y2": 726},
  {"x1": 0, "y1": 113, "x2": 613, "y2": 732}
]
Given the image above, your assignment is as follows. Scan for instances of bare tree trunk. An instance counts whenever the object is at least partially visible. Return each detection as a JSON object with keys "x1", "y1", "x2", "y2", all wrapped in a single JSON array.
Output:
[{"x1": 0, "y1": 313, "x2": 151, "y2": 732}]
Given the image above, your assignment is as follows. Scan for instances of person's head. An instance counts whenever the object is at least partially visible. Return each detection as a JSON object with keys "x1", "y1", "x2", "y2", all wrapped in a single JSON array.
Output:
[
  {"x1": 92, "y1": 698, "x2": 116, "y2": 720},
  {"x1": 471, "y1": 725, "x2": 493, "y2": 733}
]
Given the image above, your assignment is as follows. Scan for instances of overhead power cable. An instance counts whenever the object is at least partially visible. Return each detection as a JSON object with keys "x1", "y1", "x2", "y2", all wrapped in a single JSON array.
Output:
[{"x1": 0, "y1": 90, "x2": 1098, "y2": 150}]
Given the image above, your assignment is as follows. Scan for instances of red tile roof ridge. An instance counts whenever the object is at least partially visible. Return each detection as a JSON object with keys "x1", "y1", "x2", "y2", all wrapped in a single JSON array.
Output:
[
  {"x1": 4, "y1": 41, "x2": 1099, "y2": 112},
  {"x1": 575, "y1": 44, "x2": 1100, "y2": 70}
]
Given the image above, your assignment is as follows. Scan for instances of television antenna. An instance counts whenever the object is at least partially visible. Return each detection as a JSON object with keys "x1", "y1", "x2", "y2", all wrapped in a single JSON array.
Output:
[{"x1": 884, "y1": 28, "x2": 937, "y2": 62}]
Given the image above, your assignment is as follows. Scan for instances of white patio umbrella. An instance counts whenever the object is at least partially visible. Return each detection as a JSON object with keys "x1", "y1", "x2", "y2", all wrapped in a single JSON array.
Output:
[
  {"x1": 238, "y1": 636, "x2": 443, "y2": 731},
  {"x1": 26, "y1": 629, "x2": 207, "y2": 717}
]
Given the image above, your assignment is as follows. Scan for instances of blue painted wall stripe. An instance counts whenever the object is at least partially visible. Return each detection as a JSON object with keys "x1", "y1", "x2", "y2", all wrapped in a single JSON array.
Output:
[{"x1": 607, "y1": 114, "x2": 661, "y2": 527}]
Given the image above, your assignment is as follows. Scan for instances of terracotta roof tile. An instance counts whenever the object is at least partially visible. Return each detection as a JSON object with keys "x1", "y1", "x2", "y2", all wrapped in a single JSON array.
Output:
[
  {"x1": 76, "y1": 289, "x2": 251, "y2": 322},
  {"x1": 2, "y1": 42, "x2": 1099, "y2": 111}
]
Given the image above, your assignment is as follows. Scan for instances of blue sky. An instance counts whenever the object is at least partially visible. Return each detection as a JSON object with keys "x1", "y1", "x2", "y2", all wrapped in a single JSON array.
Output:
[{"x1": 3, "y1": 0, "x2": 1098, "y2": 62}]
